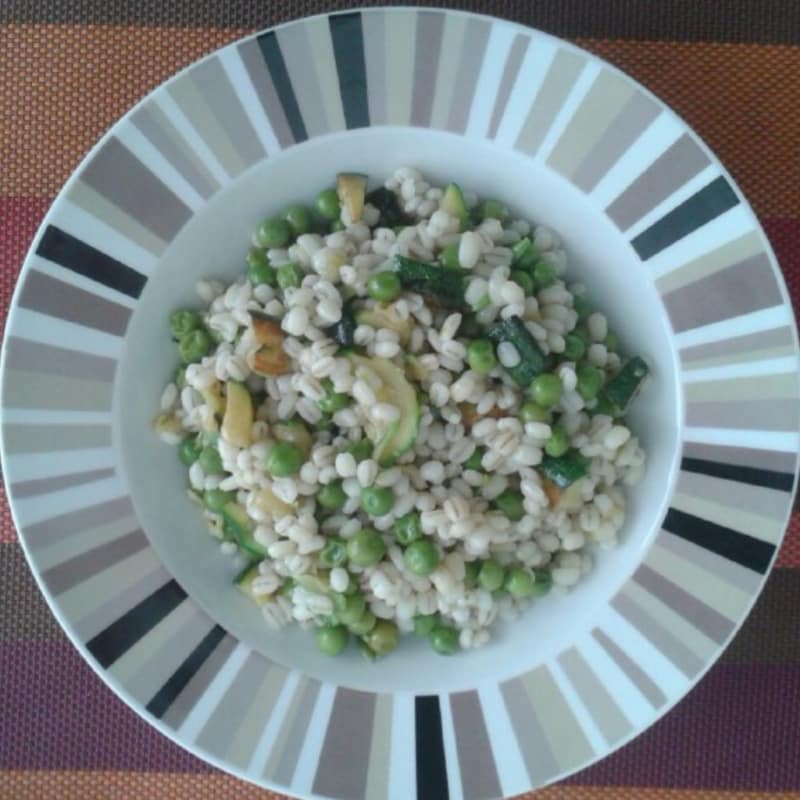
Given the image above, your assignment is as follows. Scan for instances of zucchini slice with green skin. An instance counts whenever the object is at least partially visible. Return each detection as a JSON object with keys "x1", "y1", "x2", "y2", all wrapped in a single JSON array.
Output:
[
  {"x1": 604, "y1": 356, "x2": 649, "y2": 413},
  {"x1": 486, "y1": 316, "x2": 547, "y2": 385},
  {"x1": 222, "y1": 502, "x2": 267, "y2": 559},
  {"x1": 348, "y1": 354, "x2": 420, "y2": 466},
  {"x1": 393, "y1": 255, "x2": 466, "y2": 309},
  {"x1": 221, "y1": 381, "x2": 253, "y2": 448},
  {"x1": 355, "y1": 305, "x2": 411, "y2": 344},
  {"x1": 327, "y1": 298, "x2": 357, "y2": 347},
  {"x1": 511, "y1": 237, "x2": 539, "y2": 271},
  {"x1": 539, "y1": 450, "x2": 589, "y2": 488},
  {"x1": 234, "y1": 562, "x2": 268, "y2": 605},
  {"x1": 336, "y1": 173, "x2": 368, "y2": 222},
  {"x1": 365, "y1": 186, "x2": 409, "y2": 228},
  {"x1": 440, "y1": 183, "x2": 469, "y2": 231}
]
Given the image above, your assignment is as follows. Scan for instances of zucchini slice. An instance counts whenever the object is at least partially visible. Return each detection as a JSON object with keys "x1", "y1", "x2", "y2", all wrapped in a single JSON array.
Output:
[
  {"x1": 393, "y1": 255, "x2": 465, "y2": 309},
  {"x1": 486, "y1": 316, "x2": 547, "y2": 385},
  {"x1": 221, "y1": 381, "x2": 253, "y2": 448},
  {"x1": 336, "y1": 173, "x2": 368, "y2": 222}
]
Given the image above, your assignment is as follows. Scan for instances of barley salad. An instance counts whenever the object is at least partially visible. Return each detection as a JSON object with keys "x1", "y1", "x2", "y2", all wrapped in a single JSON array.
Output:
[{"x1": 154, "y1": 167, "x2": 650, "y2": 660}]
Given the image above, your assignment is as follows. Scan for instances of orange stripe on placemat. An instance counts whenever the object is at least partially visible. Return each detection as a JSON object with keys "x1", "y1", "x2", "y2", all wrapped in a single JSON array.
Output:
[
  {"x1": 777, "y1": 511, "x2": 800, "y2": 568},
  {"x1": 0, "y1": 23, "x2": 250, "y2": 196},
  {"x1": 576, "y1": 39, "x2": 800, "y2": 219}
]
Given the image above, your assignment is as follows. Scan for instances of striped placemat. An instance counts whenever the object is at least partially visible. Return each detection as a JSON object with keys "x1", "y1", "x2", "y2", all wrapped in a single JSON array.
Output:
[{"x1": 1, "y1": 2, "x2": 798, "y2": 799}]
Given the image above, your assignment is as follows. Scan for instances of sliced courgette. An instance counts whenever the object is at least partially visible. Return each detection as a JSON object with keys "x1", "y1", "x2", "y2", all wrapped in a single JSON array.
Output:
[
  {"x1": 393, "y1": 255, "x2": 465, "y2": 309},
  {"x1": 511, "y1": 237, "x2": 539, "y2": 271},
  {"x1": 603, "y1": 356, "x2": 649, "y2": 414},
  {"x1": 365, "y1": 186, "x2": 408, "y2": 227},
  {"x1": 234, "y1": 562, "x2": 269, "y2": 605},
  {"x1": 355, "y1": 305, "x2": 411, "y2": 344},
  {"x1": 222, "y1": 502, "x2": 267, "y2": 558},
  {"x1": 336, "y1": 173, "x2": 368, "y2": 222},
  {"x1": 348, "y1": 354, "x2": 420, "y2": 466},
  {"x1": 327, "y1": 298, "x2": 357, "y2": 347},
  {"x1": 486, "y1": 316, "x2": 547, "y2": 385},
  {"x1": 441, "y1": 183, "x2": 469, "y2": 231},
  {"x1": 221, "y1": 381, "x2": 253, "y2": 448},
  {"x1": 539, "y1": 450, "x2": 589, "y2": 488}
]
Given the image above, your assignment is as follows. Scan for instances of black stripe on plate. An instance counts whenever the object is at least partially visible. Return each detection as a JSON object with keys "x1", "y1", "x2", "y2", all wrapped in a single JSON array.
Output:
[
  {"x1": 682, "y1": 456, "x2": 795, "y2": 493},
  {"x1": 329, "y1": 12, "x2": 370, "y2": 129},
  {"x1": 86, "y1": 579, "x2": 187, "y2": 668},
  {"x1": 631, "y1": 176, "x2": 739, "y2": 261},
  {"x1": 256, "y1": 31, "x2": 308, "y2": 143},
  {"x1": 663, "y1": 507, "x2": 775, "y2": 574},
  {"x1": 145, "y1": 624, "x2": 226, "y2": 718},
  {"x1": 415, "y1": 695, "x2": 450, "y2": 800},
  {"x1": 36, "y1": 225, "x2": 147, "y2": 299}
]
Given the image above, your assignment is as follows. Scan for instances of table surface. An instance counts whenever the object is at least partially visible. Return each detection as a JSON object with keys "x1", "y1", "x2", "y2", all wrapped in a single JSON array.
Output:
[{"x1": 2, "y1": 2, "x2": 799, "y2": 799}]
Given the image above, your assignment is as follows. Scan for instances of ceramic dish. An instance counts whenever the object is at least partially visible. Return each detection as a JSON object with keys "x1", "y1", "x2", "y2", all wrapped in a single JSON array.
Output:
[{"x1": 1, "y1": 8, "x2": 798, "y2": 800}]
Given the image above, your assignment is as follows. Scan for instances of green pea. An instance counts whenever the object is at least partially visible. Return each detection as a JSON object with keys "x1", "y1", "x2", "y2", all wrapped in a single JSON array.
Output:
[
  {"x1": 463, "y1": 447, "x2": 485, "y2": 471},
  {"x1": 510, "y1": 270, "x2": 535, "y2": 295},
  {"x1": 544, "y1": 425, "x2": 570, "y2": 457},
  {"x1": 330, "y1": 219, "x2": 346, "y2": 232},
  {"x1": 316, "y1": 188, "x2": 341, "y2": 220},
  {"x1": 464, "y1": 561, "x2": 481, "y2": 589},
  {"x1": 429, "y1": 625, "x2": 460, "y2": 655},
  {"x1": 505, "y1": 567, "x2": 536, "y2": 598},
  {"x1": 467, "y1": 339, "x2": 497, "y2": 374},
  {"x1": 532, "y1": 568, "x2": 553, "y2": 597},
  {"x1": 285, "y1": 204, "x2": 311, "y2": 235},
  {"x1": 403, "y1": 539, "x2": 439, "y2": 576},
  {"x1": 414, "y1": 613, "x2": 439, "y2": 636},
  {"x1": 367, "y1": 271, "x2": 402, "y2": 302},
  {"x1": 203, "y1": 488, "x2": 235, "y2": 512},
  {"x1": 276, "y1": 263, "x2": 304, "y2": 290},
  {"x1": 347, "y1": 528, "x2": 386, "y2": 567},
  {"x1": 576, "y1": 364, "x2": 604, "y2": 401},
  {"x1": 246, "y1": 248, "x2": 276, "y2": 286},
  {"x1": 604, "y1": 330, "x2": 620, "y2": 352},
  {"x1": 320, "y1": 536, "x2": 348, "y2": 566},
  {"x1": 348, "y1": 609, "x2": 376, "y2": 635},
  {"x1": 530, "y1": 373, "x2": 563, "y2": 408},
  {"x1": 439, "y1": 243, "x2": 460, "y2": 270},
  {"x1": 315, "y1": 624, "x2": 349, "y2": 656},
  {"x1": 533, "y1": 260, "x2": 556, "y2": 288},
  {"x1": 519, "y1": 401, "x2": 550, "y2": 423},
  {"x1": 360, "y1": 486, "x2": 395, "y2": 517},
  {"x1": 318, "y1": 481, "x2": 347, "y2": 511},
  {"x1": 364, "y1": 620, "x2": 398, "y2": 656},
  {"x1": 198, "y1": 446, "x2": 223, "y2": 475},
  {"x1": 170, "y1": 309, "x2": 201, "y2": 339},
  {"x1": 333, "y1": 592, "x2": 366, "y2": 626},
  {"x1": 394, "y1": 512, "x2": 422, "y2": 545},
  {"x1": 318, "y1": 379, "x2": 349, "y2": 414},
  {"x1": 265, "y1": 441, "x2": 304, "y2": 476},
  {"x1": 478, "y1": 559, "x2": 505, "y2": 592},
  {"x1": 256, "y1": 217, "x2": 292, "y2": 249},
  {"x1": 346, "y1": 439, "x2": 373, "y2": 462},
  {"x1": 563, "y1": 333, "x2": 586, "y2": 361},
  {"x1": 494, "y1": 490, "x2": 525, "y2": 521},
  {"x1": 573, "y1": 294, "x2": 592, "y2": 321},
  {"x1": 179, "y1": 328, "x2": 212, "y2": 364},
  {"x1": 178, "y1": 436, "x2": 201, "y2": 466},
  {"x1": 480, "y1": 199, "x2": 509, "y2": 222}
]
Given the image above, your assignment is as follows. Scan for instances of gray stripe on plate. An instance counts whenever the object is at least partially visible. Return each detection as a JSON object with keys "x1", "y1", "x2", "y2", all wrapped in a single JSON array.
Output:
[
  {"x1": 2, "y1": 369, "x2": 113, "y2": 412},
  {"x1": 410, "y1": 10, "x2": 445, "y2": 127},
  {"x1": 679, "y1": 325, "x2": 795, "y2": 365},
  {"x1": 446, "y1": 17, "x2": 491, "y2": 134},
  {"x1": 450, "y1": 690, "x2": 502, "y2": 800},
  {"x1": 10, "y1": 466, "x2": 116, "y2": 499},
  {"x1": 685, "y1": 397, "x2": 799, "y2": 431},
  {"x1": 361, "y1": 9, "x2": 387, "y2": 125},
  {"x1": 487, "y1": 33, "x2": 530, "y2": 139},
  {"x1": 3, "y1": 423, "x2": 111, "y2": 454},
  {"x1": 4, "y1": 336, "x2": 116, "y2": 381},
  {"x1": 677, "y1": 470, "x2": 789, "y2": 521},
  {"x1": 681, "y1": 441, "x2": 796, "y2": 474}
]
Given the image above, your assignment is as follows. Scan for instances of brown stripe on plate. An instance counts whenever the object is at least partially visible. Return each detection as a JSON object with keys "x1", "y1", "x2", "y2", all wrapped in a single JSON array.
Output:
[
  {"x1": 684, "y1": 371, "x2": 798, "y2": 403},
  {"x1": 427, "y1": 12, "x2": 465, "y2": 130},
  {"x1": 237, "y1": 39, "x2": 294, "y2": 150},
  {"x1": 605, "y1": 133, "x2": 711, "y2": 230},
  {"x1": 263, "y1": 676, "x2": 321, "y2": 785},
  {"x1": 662, "y1": 251, "x2": 783, "y2": 333},
  {"x1": 2, "y1": 369, "x2": 113, "y2": 413},
  {"x1": 80, "y1": 136, "x2": 192, "y2": 241},
  {"x1": 557, "y1": 647, "x2": 632, "y2": 745},
  {"x1": 131, "y1": 102, "x2": 220, "y2": 199},
  {"x1": 2, "y1": 423, "x2": 111, "y2": 454},
  {"x1": 591, "y1": 628, "x2": 666, "y2": 709},
  {"x1": 313, "y1": 688, "x2": 377, "y2": 800},
  {"x1": 410, "y1": 10, "x2": 445, "y2": 128},
  {"x1": 161, "y1": 633, "x2": 239, "y2": 730},
  {"x1": 39, "y1": 528, "x2": 148, "y2": 596},
  {"x1": 685, "y1": 397, "x2": 799, "y2": 431},
  {"x1": 633, "y1": 564, "x2": 735, "y2": 644},
  {"x1": 17, "y1": 270, "x2": 132, "y2": 336},
  {"x1": 570, "y1": 90, "x2": 661, "y2": 192},
  {"x1": 21, "y1": 495, "x2": 134, "y2": 550},
  {"x1": 364, "y1": 694, "x2": 392, "y2": 800},
  {"x1": 4, "y1": 337, "x2": 116, "y2": 382},
  {"x1": 487, "y1": 33, "x2": 530, "y2": 139},
  {"x1": 361, "y1": 9, "x2": 387, "y2": 125},
  {"x1": 680, "y1": 325, "x2": 796, "y2": 369},
  {"x1": 515, "y1": 48, "x2": 586, "y2": 157},
  {"x1": 10, "y1": 466, "x2": 115, "y2": 499},
  {"x1": 676, "y1": 469, "x2": 789, "y2": 521},
  {"x1": 611, "y1": 590, "x2": 703, "y2": 678},
  {"x1": 449, "y1": 690, "x2": 502, "y2": 800},
  {"x1": 500, "y1": 677, "x2": 561, "y2": 784},
  {"x1": 682, "y1": 440, "x2": 797, "y2": 474},
  {"x1": 546, "y1": 69, "x2": 634, "y2": 179},
  {"x1": 67, "y1": 179, "x2": 168, "y2": 257},
  {"x1": 445, "y1": 17, "x2": 491, "y2": 134}
]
